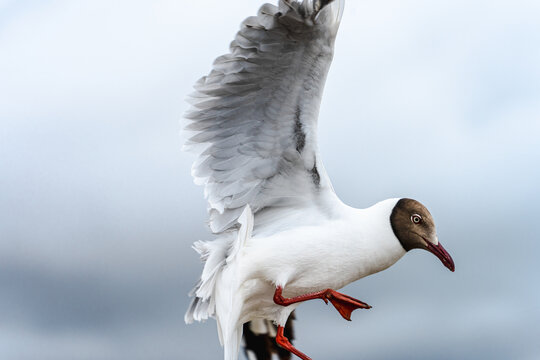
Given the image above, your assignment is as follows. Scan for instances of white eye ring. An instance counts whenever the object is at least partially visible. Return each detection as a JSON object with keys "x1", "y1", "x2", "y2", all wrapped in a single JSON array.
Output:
[{"x1": 411, "y1": 214, "x2": 422, "y2": 224}]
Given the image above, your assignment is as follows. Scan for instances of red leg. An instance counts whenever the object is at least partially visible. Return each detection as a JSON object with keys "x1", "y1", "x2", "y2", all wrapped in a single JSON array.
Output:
[
  {"x1": 273, "y1": 286, "x2": 371, "y2": 321},
  {"x1": 276, "y1": 325, "x2": 312, "y2": 360}
]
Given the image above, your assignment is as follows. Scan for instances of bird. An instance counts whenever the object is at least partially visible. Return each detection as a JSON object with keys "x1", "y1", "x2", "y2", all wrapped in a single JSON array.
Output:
[{"x1": 183, "y1": 1, "x2": 455, "y2": 360}]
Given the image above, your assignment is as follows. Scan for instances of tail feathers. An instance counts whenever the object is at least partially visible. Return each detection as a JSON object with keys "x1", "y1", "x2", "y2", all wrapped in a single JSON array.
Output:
[
  {"x1": 224, "y1": 326, "x2": 243, "y2": 360},
  {"x1": 185, "y1": 206, "x2": 254, "y2": 325},
  {"x1": 185, "y1": 288, "x2": 209, "y2": 324},
  {"x1": 218, "y1": 206, "x2": 253, "y2": 360},
  {"x1": 185, "y1": 236, "x2": 230, "y2": 324},
  {"x1": 243, "y1": 312, "x2": 296, "y2": 360}
]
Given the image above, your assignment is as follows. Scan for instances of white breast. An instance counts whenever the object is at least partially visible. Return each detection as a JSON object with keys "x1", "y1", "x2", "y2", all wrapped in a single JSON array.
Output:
[{"x1": 238, "y1": 199, "x2": 406, "y2": 299}]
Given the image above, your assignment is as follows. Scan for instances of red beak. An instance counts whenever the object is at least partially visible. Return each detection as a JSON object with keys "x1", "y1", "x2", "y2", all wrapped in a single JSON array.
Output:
[{"x1": 425, "y1": 240, "x2": 455, "y2": 272}]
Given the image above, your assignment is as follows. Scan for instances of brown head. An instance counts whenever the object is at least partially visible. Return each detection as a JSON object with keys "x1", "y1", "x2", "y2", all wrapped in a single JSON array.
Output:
[{"x1": 390, "y1": 198, "x2": 455, "y2": 272}]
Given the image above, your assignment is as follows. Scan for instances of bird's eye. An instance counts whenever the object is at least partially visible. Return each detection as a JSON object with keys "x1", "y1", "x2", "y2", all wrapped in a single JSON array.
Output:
[{"x1": 411, "y1": 214, "x2": 422, "y2": 224}]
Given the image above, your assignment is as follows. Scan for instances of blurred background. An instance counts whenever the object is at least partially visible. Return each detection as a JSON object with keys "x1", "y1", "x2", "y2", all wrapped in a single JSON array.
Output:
[{"x1": 1, "y1": 0, "x2": 539, "y2": 359}]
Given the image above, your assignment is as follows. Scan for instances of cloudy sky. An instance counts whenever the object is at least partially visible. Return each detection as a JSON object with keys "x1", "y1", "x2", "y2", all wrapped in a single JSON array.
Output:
[{"x1": 1, "y1": 0, "x2": 539, "y2": 359}]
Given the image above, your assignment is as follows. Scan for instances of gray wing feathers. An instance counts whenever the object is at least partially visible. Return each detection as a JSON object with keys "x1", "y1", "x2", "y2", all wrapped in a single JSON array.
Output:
[{"x1": 184, "y1": 0, "x2": 343, "y2": 233}]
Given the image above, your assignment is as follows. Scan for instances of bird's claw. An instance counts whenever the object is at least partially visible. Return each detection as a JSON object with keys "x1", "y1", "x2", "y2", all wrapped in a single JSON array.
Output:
[{"x1": 323, "y1": 290, "x2": 371, "y2": 321}]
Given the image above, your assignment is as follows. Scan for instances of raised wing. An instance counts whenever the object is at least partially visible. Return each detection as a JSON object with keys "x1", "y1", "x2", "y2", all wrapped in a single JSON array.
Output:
[{"x1": 184, "y1": 0, "x2": 344, "y2": 233}]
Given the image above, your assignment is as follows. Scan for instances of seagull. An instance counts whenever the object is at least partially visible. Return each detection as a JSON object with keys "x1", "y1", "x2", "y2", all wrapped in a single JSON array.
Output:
[{"x1": 183, "y1": 1, "x2": 455, "y2": 360}]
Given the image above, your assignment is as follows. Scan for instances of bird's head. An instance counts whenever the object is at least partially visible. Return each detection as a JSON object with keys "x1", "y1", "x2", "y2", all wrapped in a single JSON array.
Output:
[{"x1": 390, "y1": 198, "x2": 455, "y2": 272}]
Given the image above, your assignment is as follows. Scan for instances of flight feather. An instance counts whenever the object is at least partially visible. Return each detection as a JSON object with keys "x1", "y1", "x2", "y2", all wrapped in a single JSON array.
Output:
[{"x1": 184, "y1": 0, "x2": 344, "y2": 234}]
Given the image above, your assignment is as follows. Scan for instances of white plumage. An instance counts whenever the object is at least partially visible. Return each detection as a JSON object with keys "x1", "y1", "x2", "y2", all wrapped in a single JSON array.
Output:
[
  {"x1": 183, "y1": 0, "x2": 343, "y2": 235},
  {"x1": 183, "y1": 1, "x2": 454, "y2": 360}
]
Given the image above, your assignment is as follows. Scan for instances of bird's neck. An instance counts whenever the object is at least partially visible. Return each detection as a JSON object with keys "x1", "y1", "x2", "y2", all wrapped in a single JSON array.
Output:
[{"x1": 337, "y1": 199, "x2": 407, "y2": 281}]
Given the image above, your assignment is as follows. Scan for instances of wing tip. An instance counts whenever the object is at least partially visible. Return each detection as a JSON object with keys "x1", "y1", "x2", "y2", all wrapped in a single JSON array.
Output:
[{"x1": 275, "y1": 0, "x2": 344, "y2": 27}]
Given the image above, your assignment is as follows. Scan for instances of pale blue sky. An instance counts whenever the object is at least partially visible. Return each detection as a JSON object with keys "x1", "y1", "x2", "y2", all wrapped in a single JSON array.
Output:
[{"x1": 1, "y1": 1, "x2": 539, "y2": 359}]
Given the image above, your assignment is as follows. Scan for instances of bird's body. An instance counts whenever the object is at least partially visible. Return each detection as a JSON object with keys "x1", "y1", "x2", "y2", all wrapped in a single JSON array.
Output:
[
  {"x1": 183, "y1": 1, "x2": 454, "y2": 359},
  {"x1": 188, "y1": 199, "x2": 406, "y2": 360},
  {"x1": 240, "y1": 200, "x2": 405, "y2": 299}
]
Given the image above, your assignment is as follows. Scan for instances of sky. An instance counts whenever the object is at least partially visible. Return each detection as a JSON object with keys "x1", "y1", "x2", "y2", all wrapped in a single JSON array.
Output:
[{"x1": 1, "y1": 0, "x2": 539, "y2": 359}]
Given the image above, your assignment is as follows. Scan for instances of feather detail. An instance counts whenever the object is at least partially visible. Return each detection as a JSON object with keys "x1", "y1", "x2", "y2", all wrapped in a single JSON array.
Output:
[{"x1": 183, "y1": 0, "x2": 344, "y2": 234}]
